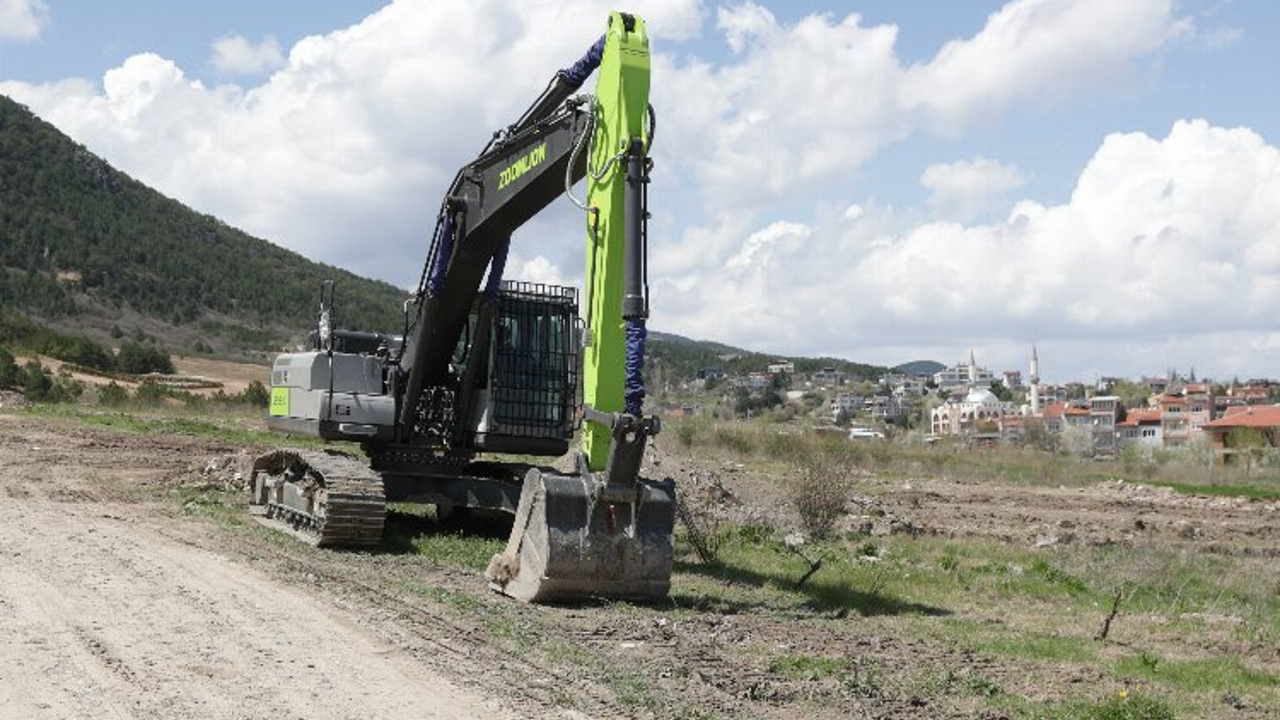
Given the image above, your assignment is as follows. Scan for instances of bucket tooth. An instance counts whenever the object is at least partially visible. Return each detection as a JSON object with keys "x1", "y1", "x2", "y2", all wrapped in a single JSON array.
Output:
[{"x1": 486, "y1": 468, "x2": 675, "y2": 603}]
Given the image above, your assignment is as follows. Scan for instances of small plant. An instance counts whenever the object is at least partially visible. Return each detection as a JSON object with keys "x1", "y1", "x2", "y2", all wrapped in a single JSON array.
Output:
[
  {"x1": 790, "y1": 455, "x2": 852, "y2": 540},
  {"x1": 98, "y1": 381, "x2": 129, "y2": 407},
  {"x1": 1083, "y1": 690, "x2": 1176, "y2": 720}
]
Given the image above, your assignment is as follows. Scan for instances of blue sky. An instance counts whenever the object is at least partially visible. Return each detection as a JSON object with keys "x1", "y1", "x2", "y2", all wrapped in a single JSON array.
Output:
[{"x1": 2, "y1": 1, "x2": 1278, "y2": 384}]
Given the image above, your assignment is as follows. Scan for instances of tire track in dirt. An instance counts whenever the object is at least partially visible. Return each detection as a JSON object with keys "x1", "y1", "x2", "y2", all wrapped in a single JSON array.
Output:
[{"x1": 0, "y1": 478, "x2": 516, "y2": 720}]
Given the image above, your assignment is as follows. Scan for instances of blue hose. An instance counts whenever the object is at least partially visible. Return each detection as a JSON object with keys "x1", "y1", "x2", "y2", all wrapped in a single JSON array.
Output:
[
  {"x1": 563, "y1": 35, "x2": 605, "y2": 89},
  {"x1": 624, "y1": 318, "x2": 647, "y2": 416}
]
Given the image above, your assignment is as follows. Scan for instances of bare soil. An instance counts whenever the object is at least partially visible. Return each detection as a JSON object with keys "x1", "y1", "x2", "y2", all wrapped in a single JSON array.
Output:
[
  {"x1": 1, "y1": 407, "x2": 1276, "y2": 719},
  {"x1": 0, "y1": 415, "x2": 511, "y2": 720}
]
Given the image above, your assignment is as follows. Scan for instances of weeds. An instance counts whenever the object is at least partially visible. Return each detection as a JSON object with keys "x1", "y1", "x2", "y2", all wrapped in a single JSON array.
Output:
[{"x1": 790, "y1": 454, "x2": 854, "y2": 540}]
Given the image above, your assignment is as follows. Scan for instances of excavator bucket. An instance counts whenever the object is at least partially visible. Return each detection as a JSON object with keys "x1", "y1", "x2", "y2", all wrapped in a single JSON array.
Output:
[{"x1": 486, "y1": 468, "x2": 675, "y2": 603}]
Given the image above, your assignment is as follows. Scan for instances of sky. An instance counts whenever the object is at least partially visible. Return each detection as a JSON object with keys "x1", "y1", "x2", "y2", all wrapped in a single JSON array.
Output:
[{"x1": 2, "y1": 0, "x2": 1277, "y2": 384}]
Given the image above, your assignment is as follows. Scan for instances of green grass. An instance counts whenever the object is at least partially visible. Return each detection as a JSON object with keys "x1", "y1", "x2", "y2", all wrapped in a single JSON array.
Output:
[
  {"x1": 1114, "y1": 653, "x2": 1280, "y2": 693},
  {"x1": 19, "y1": 402, "x2": 300, "y2": 447},
  {"x1": 769, "y1": 653, "x2": 852, "y2": 680},
  {"x1": 1011, "y1": 691, "x2": 1178, "y2": 720},
  {"x1": 1160, "y1": 480, "x2": 1280, "y2": 501}
]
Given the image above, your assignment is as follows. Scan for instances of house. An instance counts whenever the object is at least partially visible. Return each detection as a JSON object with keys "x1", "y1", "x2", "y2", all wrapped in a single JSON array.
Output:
[
  {"x1": 1118, "y1": 408, "x2": 1163, "y2": 449},
  {"x1": 733, "y1": 372, "x2": 771, "y2": 392},
  {"x1": 1091, "y1": 395, "x2": 1123, "y2": 455},
  {"x1": 1041, "y1": 402, "x2": 1067, "y2": 433},
  {"x1": 1155, "y1": 393, "x2": 1190, "y2": 447},
  {"x1": 767, "y1": 360, "x2": 794, "y2": 375},
  {"x1": 1182, "y1": 383, "x2": 1214, "y2": 432},
  {"x1": 933, "y1": 351, "x2": 996, "y2": 389},
  {"x1": 866, "y1": 394, "x2": 910, "y2": 421},
  {"x1": 811, "y1": 367, "x2": 844, "y2": 386},
  {"x1": 1202, "y1": 405, "x2": 1280, "y2": 463},
  {"x1": 830, "y1": 392, "x2": 863, "y2": 421}
]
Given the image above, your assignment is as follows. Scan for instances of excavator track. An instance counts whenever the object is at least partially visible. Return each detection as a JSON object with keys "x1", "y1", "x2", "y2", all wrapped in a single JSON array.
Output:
[{"x1": 249, "y1": 449, "x2": 385, "y2": 548}]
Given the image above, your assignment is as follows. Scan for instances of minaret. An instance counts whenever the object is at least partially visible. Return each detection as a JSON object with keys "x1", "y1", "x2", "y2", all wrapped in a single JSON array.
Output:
[
  {"x1": 1029, "y1": 344, "x2": 1041, "y2": 415},
  {"x1": 967, "y1": 349, "x2": 977, "y2": 385}
]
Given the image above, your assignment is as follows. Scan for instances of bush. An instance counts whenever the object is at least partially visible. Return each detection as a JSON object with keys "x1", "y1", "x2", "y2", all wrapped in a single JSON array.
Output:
[
  {"x1": 241, "y1": 380, "x2": 270, "y2": 407},
  {"x1": 0, "y1": 346, "x2": 17, "y2": 387},
  {"x1": 98, "y1": 381, "x2": 129, "y2": 407},
  {"x1": 133, "y1": 379, "x2": 167, "y2": 406},
  {"x1": 116, "y1": 341, "x2": 174, "y2": 375},
  {"x1": 790, "y1": 455, "x2": 853, "y2": 540},
  {"x1": 16, "y1": 359, "x2": 82, "y2": 403}
]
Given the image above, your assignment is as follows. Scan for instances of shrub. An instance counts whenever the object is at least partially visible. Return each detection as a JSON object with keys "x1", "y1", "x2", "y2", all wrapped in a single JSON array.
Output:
[
  {"x1": 0, "y1": 346, "x2": 17, "y2": 387},
  {"x1": 133, "y1": 379, "x2": 167, "y2": 406},
  {"x1": 116, "y1": 341, "x2": 174, "y2": 375},
  {"x1": 791, "y1": 455, "x2": 852, "y2": 540},
  {"x1": 241, "y1": 380, "x2": 270, "y2": 407},
  {"x1": 98, "y1": 381, "x2": 129, "y2": 407}
]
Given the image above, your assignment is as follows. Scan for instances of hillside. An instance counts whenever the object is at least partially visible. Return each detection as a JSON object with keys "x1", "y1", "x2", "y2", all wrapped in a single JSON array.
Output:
[
  {"x1": 894, "y1": 359, "x2": 945, "y2": 376},
  {"x1": 0, "y1": 95, "x2": 406, "y2": 352},
  {"x1": 647, "y1": 331, "x2": 890, "y2": 383}
]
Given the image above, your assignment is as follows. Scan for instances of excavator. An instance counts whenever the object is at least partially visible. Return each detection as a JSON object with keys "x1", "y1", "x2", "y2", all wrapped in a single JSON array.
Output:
[{"x1": 249, "y1": 12, "x2": 675, "y2": 603}]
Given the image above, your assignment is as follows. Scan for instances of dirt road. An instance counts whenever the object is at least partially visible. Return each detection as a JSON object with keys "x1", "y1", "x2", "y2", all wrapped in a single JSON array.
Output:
[{"x1": 0, "y1": 415, "x2": 511, "y2": 720}]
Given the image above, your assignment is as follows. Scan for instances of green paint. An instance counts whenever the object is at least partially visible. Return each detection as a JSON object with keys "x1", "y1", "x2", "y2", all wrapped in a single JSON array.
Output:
[
  {"x1": 497, "y1": 142, "x2": 548, "y2": 190},
  {"x1": 269, "y1": 386, "x2": 289, "y2": 417},
  {"x1": 581, "y1": 12, "x2": 650, "y2": 472}
]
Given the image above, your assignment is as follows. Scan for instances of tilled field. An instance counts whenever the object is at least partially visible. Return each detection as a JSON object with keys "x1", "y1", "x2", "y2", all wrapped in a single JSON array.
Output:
[{"x1": 1, "y1": 411, "x2": 1277, "y2": 719}]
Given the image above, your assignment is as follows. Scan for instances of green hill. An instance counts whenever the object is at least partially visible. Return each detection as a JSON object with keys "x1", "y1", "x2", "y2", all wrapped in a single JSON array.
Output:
[
  {"x1": 894, "y1": 360, "x2": 945, "y2": 376},
  {"x1": 0, "y1": 94, "x2": 406, "y2": 354},
  {"x1": 647, "y1": 331, "x2": 889, "y2": 383}
]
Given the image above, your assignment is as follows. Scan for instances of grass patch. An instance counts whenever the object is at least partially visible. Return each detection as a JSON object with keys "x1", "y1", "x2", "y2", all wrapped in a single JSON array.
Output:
[
  {"x1": 1114, "y1": 653, "x2": 1280, "y2": 693},
  {"x1": 1160, "y1": 481, "x2": 1280, "y2": 501},
  {"x1": 22, "y1": 402, "x2": 305, "y2": 448},
  {"x1": 769, "y1": 653, "x2": 851, "y2": 680}
]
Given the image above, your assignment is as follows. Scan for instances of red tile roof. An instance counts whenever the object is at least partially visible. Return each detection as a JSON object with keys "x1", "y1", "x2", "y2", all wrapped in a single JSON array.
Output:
[
  {"x1": 1203, "y1": 405, "x2": 1280, "y2": 429},
  {"x1": 1118, "y1": 408, "x2": 1162, "y2": 426}
]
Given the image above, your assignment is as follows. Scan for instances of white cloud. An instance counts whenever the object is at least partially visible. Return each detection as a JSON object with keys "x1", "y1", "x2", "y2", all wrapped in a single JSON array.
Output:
[
  {"x1": 716, "y1": 1, "x2": 776, "y2": 53},
  {"x1": 655, "y1": 120, "x2": 1280, "y2": 379},
  {"x1": 0, "y1": 0, "x2": 48, "y2": 41},
  {"x1": 210, "y1": 35, "x2": 286, "y2": 76},
  {"x1": 921, "y1": 157, "x2": 1027, "y2": 222},
  {"x1": 902, "y1": 0, "x2": 1193, "y2": 132},
  {"x1": 656, "y1": 0, "x2": 1190, "y2": 216}
]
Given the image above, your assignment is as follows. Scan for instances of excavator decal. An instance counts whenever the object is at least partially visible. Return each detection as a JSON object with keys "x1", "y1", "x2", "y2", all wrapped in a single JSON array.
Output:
[{"x1": 497, "y1": 142, "x2": 548, "y2": 190}]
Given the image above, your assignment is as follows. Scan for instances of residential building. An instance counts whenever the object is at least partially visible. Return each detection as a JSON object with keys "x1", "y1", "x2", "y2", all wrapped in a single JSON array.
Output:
[
  {"x1": 1155, "y1": 393, "x2": 1190, "y2": 447},
  {"x1": 1182, "y1": 383, "x2": 1214, "y2": 432},
  {"x1": 1202, "y1": 405, "x2": 1280, "y2": 463},
  {"x1": 733, "y1": 372, "x2": 771, "y2": 392},
  {"x1": 1118, "y1": 408, "x2": 1163, "y2": 449},
  {"x1": 767, "y1": 360, "x2": 794, "y2": 375},
  {"x1": 830, "y1": 392, "x2": 863, "y2": 421},
  {"x1": 811, "y1": 367, "x2": 845, "y2": 386},
  {"x1": 933, "y1": 350, "x2": 996, "y2": 389},
  {"x1": 1091, "y1": 395, "x2": 1123, "y2": 455},
  {"x1": 866, "y1": 394, "x2": 910, "y2": 421}
]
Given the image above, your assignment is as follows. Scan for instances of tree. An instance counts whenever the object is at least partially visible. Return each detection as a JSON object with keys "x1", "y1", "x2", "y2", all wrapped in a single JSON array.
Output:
[
  {"x1": 0, "y1": 346, "x2": 17, "y2": 388},
  {"x1": 988, "y1": 381, "x2": 1013, "y2": 402},
  {"x1": 241, "y1": 380, "x2": 270, "y2": 407},
  {"x1": 1225, "y1": 426, "x2": 1273, "y2": 475},
  {"x1": 1110, "y1": 379, "x2": 1151, "y2": 409}
]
